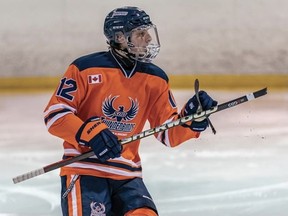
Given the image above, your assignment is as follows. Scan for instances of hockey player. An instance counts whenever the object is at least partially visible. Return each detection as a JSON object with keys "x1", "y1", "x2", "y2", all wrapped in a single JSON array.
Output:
[{"x1": 44, "y1": 6, "x2": 217, "y2": 216}]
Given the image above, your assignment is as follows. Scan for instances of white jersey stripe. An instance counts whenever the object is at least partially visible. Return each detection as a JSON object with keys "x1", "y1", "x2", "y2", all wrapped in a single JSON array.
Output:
[
  {"x1": 156, "y1": 117, "x2": 174, "y2": 147},
  {"x1": 164, "y1": 130, "x2": 171, "y2": 147},
  {"x1": 64, "y1": 149, "x2": 142, "y2": 167},
  {"x1": 44, "y1": 103, "x2": 76, "y2": 116},
  {"x1": 66, "y1": 162, "x2": 142, "y2": 178},
  {"x1": 46, "y1": 112, "x2": 72, "y2": 130}
]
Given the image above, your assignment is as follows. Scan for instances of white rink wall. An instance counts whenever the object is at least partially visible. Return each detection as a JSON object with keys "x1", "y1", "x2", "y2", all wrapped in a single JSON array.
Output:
[{"x1": 1, "y1": 0, "x2": 288, "y2": 77}]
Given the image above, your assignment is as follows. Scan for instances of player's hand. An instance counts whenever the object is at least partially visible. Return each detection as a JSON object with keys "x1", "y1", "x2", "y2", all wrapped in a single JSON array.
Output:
[
  {"x1": 76, "y1": 117, "x2": 122, "y2": 162},
  {"x1": 181, "y1": 91, "x2": 217, "y2": 132}
]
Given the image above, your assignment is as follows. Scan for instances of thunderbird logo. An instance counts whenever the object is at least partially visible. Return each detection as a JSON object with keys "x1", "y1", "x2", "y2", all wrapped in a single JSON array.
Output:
[
  {"x1": 90, "y1": 201, "x2": 105, "y2": 216},
  {"x1": 102, "y1": 95, "x2": 139, "y2": 122}
]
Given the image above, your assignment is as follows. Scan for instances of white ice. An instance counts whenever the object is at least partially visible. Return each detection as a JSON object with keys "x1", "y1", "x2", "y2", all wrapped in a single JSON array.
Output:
[{"x1": 0, "y1": 89, "x2": 287, "y2": 216}]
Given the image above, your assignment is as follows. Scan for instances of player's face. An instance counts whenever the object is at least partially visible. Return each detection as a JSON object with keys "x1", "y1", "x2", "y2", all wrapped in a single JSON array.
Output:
[
  {"x1": 129, "y1": 28, "x2": 152, "y2": 52},
  {"x1": 117, "y1": 24, "x2": 160, "y2": 62},
  {"x1": 127, "y1": 25, "x2": 160, "y2": 61}
]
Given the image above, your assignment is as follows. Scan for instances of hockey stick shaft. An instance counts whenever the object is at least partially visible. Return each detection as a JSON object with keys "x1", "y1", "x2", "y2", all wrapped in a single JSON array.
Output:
[{"x1": 12, "y1": 87, "x2": 267, "y2": 184}]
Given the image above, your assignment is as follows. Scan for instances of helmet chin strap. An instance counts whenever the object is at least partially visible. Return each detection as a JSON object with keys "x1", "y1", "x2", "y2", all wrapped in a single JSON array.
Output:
[{"x1": 111, "y1": 48, "x2": 136, "y2": 70}]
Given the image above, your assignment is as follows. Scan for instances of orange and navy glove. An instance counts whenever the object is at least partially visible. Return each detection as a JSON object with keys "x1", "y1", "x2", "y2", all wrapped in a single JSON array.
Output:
[{"x1": 76, "y1": 117, "x2": 122, "y2": 162}]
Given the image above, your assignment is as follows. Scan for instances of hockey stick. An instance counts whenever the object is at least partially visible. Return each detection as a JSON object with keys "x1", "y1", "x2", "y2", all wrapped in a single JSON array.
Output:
[{"x1": 12, "y1": 88, "x2": 267, "y2": 184}]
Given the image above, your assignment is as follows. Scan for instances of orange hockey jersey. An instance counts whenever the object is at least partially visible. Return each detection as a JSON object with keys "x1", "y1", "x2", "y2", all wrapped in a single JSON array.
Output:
[{"x1": 44, "y1": 50, "x2": 200, "y2": 180}]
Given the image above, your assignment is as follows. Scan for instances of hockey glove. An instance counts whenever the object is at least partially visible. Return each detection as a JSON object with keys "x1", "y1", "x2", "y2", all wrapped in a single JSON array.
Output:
[
  {"x1": 76, "y1": 117, "x2": 122, "y2": 162},
  {"x1": 181, "y1": 91, "x2": 218, "y2": 132}
]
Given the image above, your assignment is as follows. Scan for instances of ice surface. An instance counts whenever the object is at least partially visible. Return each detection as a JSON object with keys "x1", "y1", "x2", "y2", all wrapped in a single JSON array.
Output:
[{"x1": 0, "y1": 90, "x2": 287, "y2": 216}]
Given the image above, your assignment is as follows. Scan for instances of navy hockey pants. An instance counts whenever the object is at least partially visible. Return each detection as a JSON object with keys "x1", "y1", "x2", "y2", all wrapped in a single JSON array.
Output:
[{"x1": 61, "y1": 175, "x2": 158, "y2": 216}]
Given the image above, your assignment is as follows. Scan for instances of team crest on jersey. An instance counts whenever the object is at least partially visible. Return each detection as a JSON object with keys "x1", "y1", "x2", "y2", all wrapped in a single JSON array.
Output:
[
  {"x1": 102, "y1": 95, "x2": 139, "y2": 133},
  {"x1": 90, "y1": 201, "x2": 106, "y2": 216}
]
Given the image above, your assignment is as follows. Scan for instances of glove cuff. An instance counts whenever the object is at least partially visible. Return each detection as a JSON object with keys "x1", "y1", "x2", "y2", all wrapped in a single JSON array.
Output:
[{"x1": 75, "y1": 117, "x2": 108, "y2": 146}]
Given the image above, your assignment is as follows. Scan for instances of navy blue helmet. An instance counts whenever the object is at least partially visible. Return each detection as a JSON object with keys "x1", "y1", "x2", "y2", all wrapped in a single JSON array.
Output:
[
  {"x1": 104, "y1": 6, "x2": 152, "y2": 43},
  {"x1": 104, "y1": 6, "x2": 160, "y2": 62}
]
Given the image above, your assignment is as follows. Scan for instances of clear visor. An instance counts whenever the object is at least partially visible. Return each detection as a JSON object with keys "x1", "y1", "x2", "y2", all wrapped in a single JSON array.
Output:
[{"x1": 127, "y1": 24, "x2": 160, "y2": 63}]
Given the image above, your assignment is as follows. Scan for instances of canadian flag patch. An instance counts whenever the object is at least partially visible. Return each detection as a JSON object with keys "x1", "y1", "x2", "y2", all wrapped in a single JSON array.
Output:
[{"x1": 88, "y1": 74, "x2": 102, "y2": 84}]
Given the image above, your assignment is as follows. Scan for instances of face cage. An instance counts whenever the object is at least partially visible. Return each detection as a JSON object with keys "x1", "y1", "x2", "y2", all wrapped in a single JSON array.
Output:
[{"x1": 126, "y1": 25, "x2": 160, "y2": 63}]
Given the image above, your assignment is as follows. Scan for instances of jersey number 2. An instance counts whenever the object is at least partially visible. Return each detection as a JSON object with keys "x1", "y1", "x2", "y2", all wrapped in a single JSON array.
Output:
[{"x1": 56, "y1": 77, "x2": 77, "y2": 101}]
